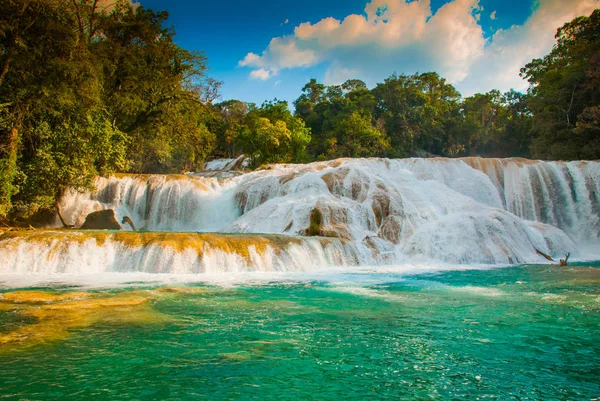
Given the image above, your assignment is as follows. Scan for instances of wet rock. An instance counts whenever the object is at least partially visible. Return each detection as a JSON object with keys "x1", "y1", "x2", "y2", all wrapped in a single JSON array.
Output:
[{"x1": 80, "y1": 209, "x2": 121, "y2": 230}]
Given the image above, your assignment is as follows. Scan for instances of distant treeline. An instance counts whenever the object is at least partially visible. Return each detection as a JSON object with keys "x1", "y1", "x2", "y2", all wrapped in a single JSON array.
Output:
[
  {"x1": 0, "y1": 1, "x2": 598, "y2": 221},
  {"x1": 213, "y1": 8, "x2": 599, "y2": 165}
]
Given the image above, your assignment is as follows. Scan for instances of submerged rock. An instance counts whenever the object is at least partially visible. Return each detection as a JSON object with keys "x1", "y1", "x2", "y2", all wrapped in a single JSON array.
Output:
[{"x1": 0, "y1": 289, "x2": 172, "y2": 348}]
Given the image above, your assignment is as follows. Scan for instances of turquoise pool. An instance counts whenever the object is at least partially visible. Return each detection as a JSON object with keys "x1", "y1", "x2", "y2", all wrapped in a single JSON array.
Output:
[{"x1": 1, "y1": 263, "x2": 599, "y2": 400}]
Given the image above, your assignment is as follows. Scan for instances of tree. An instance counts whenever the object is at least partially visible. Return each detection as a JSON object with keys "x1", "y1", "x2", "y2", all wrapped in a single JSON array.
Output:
[
  {"x1": 294, "y1": 78, "x2": 326, "y2": 123},
  {"x1": 235, "y1": 117, "x2": 291, "y2": 167},
  {"x1": 234, "y1": 100, "x2": 311, "y2": 166},
  {"x1": 372, "y1": 72, "x2": 460, "y2": 156},
  {"x1": 330, "y1": 111, "x2": 389, "y2": 158},
  {"x1": 0, "y1": 0, "x2": 220, "y2": 219},
  {"x1": 341, "y1": 79, "x2": 367, "y2": 93},
  {"x1": 0, "y1": 0, "x2": 122, "y2": 216},
  {"x1": 521, "y1": 9, "x2": 600, "y2": 160},
  {"x1": 213, "y1": 100, "x2": 249, "y2": 158}
]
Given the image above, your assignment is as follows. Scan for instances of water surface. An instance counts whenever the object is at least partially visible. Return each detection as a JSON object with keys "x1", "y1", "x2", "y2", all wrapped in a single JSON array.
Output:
[{"x1": 1, "y1": 263, "x2": 599, "y2": 400}]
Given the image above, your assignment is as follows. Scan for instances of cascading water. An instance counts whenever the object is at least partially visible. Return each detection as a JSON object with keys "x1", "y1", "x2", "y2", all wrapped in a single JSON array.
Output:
[
  {"x1": 1, "y1": 157, "x2": 598, "y2": 277},
  {"x1": 0, "y1": 231, "x2": 359, "y2": 275},
  {"x1": 57, "y1": 174, "x2": 241, "y2": 232},
  {"x1": 204, "y1": 154, "x2": 250, "y2": 171},
  {"x1": 462, "y1": 157, "x2": 600, "y2": 242}
]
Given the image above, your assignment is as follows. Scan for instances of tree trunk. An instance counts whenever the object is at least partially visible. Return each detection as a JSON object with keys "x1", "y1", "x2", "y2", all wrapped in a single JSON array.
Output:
[
  {"x1": 535, "y1": 248, "x2": 554, "y2": 262},
  {"x1": 121, "y1": 216, "x2": 137, "y2": 232},
  {"x1": 55, "y1": 204, "x2": 73, "y2": 228},
  {"x1": 0, "y1": 38, "x2": 16, "y2": 89},
  {"x1": 0, "y1": 0, "x2": 36, "y2": 89}
]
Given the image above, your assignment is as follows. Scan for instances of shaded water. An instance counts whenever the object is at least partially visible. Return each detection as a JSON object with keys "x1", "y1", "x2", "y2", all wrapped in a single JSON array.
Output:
[{"x1": 1, "y1": 263, "x2": 598, "y2": 400}]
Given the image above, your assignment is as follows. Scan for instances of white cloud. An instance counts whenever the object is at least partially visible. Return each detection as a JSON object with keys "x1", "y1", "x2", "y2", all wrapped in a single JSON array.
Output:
[
  {"x1": 281, "y1": 18, "x2": 289, "y2": 26},
  {"x1": 239, "y1": 37, "x2": 318, "y2": 80},
  {"x1": 239, "y1": 0, "x2": 600, "y2": 94},
  {"x1": 240, "y1": 37, "x2": 318, "y2": 69},
  {"x1": 490, "y1": 10, "x2": 497, "y2": 20},
  {"x1": 460, "y1": 0, "x2": 600, "y2": 95},
  {"x1": 250, "y1": 68, "x2": 273, "y2": 80}
]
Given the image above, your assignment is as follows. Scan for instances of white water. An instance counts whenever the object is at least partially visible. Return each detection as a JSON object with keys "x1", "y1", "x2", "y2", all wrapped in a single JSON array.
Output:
[
  {"x1": 2, "y1": 157, "x2": 599, "y2": 278},
  {"x1": 58, "y1": 174, "x2": 241, "y2": 232},
  {"x1": 204, "y1": 155, "x2": 250, "y2": 171},
  {"x1": 0, "y1": 232, "x2": 359, "y2": 276}
]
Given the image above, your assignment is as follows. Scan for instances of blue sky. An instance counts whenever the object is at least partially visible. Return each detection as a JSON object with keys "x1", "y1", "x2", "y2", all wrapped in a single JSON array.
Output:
[{"x1": 139, "y1": 0, "x2": 598, "y2": 105}]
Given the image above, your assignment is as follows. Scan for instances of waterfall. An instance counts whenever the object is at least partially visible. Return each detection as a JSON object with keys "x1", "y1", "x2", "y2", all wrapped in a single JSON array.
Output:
[
  {"x1": 0, "y1": 231, "x2": 361, "y2": 275},
  {"x1": 2, "y1": 157, "x2": 598, "y2": 276},
  {"x1": 462, "y1": 158, "x2": 600, "y2": 242},
  {"x1": 57, "y1": 174, "x2": 241, "y2": 232},
  {"x1": 204, "y1": 155, "x2": 250, "y2": 171}
]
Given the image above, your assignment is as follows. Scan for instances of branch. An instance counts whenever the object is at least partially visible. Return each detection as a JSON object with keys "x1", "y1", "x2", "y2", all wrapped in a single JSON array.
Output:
[
  {"x1": 71, "y1": 0, "x2": 85, "y2": 39},
  {"x1": 121, "y1": 216, "x2": 137, "y2": 231},
  {"x1": 559, "y1": 253, "x2": 570, "y2": 266},
  {"x1": 535, "y1": 248, "x2": 555, "y2": 262},
  {"x1": 560, "y1": 85, "x2": 577, "y2": 126},
  {"x1": 0, "y1": 3, "x2": 38, "y2": 89}
]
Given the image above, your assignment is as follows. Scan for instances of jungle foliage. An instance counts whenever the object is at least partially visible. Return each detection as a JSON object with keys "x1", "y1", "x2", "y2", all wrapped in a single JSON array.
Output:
[{"x1": 1, "y1": 3, "x2": 598, "y2": 220}]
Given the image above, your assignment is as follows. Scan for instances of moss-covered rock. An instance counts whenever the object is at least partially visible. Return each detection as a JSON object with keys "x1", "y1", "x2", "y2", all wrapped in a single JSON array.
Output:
[{"x1": 304, "y1": 208, "x2": 323, "y2": 237}]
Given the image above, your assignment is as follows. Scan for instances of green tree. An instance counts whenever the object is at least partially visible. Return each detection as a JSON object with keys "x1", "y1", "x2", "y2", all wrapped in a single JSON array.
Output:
[
  {"x1": 213, "y1": 100, "x2": 249, "y2": 158},
  {"x1": 234, "y1": 100, "x2": 311, "y2": 166},
  {"x1": 92, "y1": 4, "x2": 216, "y2": 171},
  {"x1": 341, "y1": 79, "x2": 367, "y2": 93},
  {"x1": 235, "y1": 116, "x2": 291, "y2": 167},
  {"x1": 294, "y1": 78, "x2": 326, "y2": 123},
  {"x1": 521, "y1": 9, "x2": 600, "y2": 160},
  {"x1": 330, "y1": 111, "x2": 389, "y2": 158},
  {"x1": 0, "y1": 0, "x2": 125, "y2": 216},
  {"x1": 0, "y1": 0, "x2": 219, "y2": 219},
  {"x1": 372, "y1": 72, "x2": 460, "y2": 156}
]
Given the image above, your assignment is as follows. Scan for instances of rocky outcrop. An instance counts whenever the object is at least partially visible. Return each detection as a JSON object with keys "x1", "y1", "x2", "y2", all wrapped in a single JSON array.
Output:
[{"x1": 80, "y1": 210, "x2": 121, "y2": 230}]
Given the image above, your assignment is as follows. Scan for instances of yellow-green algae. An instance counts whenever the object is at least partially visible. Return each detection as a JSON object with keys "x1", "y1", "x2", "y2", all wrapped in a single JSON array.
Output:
[
  {"x1": 0, "y1": 287, "x2": 222, "y2": 349},
  {"x1": 0, "y1": 289, "x2": 173, "y2": 348},
  {"x1": 0, "y1": 230, "x2": 339, "y2": 263}
]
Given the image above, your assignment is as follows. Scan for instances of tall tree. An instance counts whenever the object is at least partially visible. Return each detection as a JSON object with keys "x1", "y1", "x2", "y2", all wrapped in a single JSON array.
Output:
[
  {"x1": 521, "y1": 9, "x2": 600, "y2": 160},
  {"x1": 0, "y1": 0, "x2": 219, "y2": 218}
]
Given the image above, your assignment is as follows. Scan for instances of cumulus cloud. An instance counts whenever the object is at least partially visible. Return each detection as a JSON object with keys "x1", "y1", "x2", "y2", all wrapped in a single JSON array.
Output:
[
  {"x1": 460, "y1": 0, "x2": 600, "y2": 94},
  {"x1": 238, "y1": 0, "x2": 599, "y2": 93},
  {"x1": 490, "y1": 10, "x2": 497, "y2": 20},
  {"x1": 250, "y1": 68, "x2": 274, "y2": 80},
  {"x1": 239, "y1": 37, "x2": 318, "y2": 79}
]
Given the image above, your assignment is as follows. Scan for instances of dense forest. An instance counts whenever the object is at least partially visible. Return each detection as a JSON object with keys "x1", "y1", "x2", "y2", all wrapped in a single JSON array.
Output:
[{"x1": 0, "y1": 0, "x2": 599, "y2": 221}]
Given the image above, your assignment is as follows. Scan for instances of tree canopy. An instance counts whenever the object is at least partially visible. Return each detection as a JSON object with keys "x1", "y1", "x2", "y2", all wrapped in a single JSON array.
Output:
[
  {"x1": 521, "y1": 9, "x2": 600, "y2": 160},
  {"x1": 1, "y1": 4, "x2": 598, "y2": 221},
  {"x1": 0, "y1": 0, "x2": 217, "y2": 219}
]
